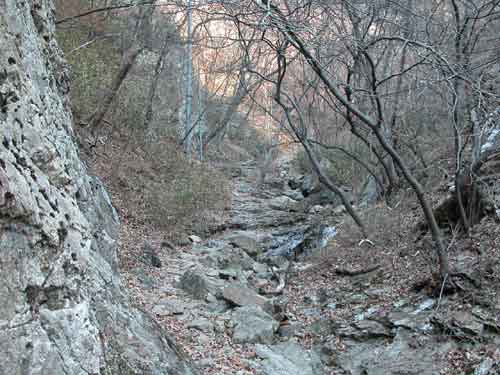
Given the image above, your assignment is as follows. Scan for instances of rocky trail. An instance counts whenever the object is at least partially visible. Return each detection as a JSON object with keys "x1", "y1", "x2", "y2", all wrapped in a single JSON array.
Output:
[{"x1": 123, "y1": 159, "x2": 500, "y2": 375}]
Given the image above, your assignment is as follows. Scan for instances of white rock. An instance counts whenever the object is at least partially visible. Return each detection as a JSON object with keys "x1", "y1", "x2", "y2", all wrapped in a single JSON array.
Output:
[{"x1": 189, "y1": 235, "x2": 202, "y2": 243}]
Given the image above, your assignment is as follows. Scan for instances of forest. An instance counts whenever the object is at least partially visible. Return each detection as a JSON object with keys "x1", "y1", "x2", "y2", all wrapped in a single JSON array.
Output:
[{"x1": 0, "y1": 0, "x2": 499, "y2": 374}]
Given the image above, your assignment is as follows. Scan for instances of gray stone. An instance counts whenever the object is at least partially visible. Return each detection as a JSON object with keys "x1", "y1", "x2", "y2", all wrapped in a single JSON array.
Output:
[
  {"x1": 332, "y1": 204, "x2": 346, "y2": 214},
  {"x1": 382, "y1": 311, "x2": 432, "y2": 333},
  {"x1": 230, "y1": 306, "x2": 279, "y2": 344},
  {"x1": 178, "y1": 269, "x2": 211, "y2": 299},
  {"x1": 308, "y1": 318, "x2": 335, "y2": 336},
  {"x1": 269, "y1": 196, "x2": 299, "y2": 211},
  {"x1": 218, "y1": 269, "x2": 241, "y2": 281},
  {"x1": 228, "y1": 234, "x2": 263, "y2": 258},
  {"x1": 152, "y1": 299, "x2": 186, "y2": 316},
  {"x1": 480, "y1": 119, "x2": 500, "y2": 155},
  {"x1": 288, "y1": 174, "x2": 304, "y2": 190},
  {"x1": 253, "y1": 341, "x2": 325, "y2": 375},
  {"x1": 198, "y1": 357, "x2": 216, "y2": 369},
  {"x1": 175, "y1": 236, "x2": 193, "y2": 247},
  {"x1": 451, "y1": 311, "x2": 484, "y2": 336},
  {"x1": 301, "y1": 174, "x2": 321, "y2": 197},
  {"x1": 142, "y1": 241, "x2": 162, "y2": 268},
  {"x1": 284, "y1": 190, "x2": 304, "y2": 201},
  {"x1": 252, "y1": 262, "x2": 269, "y2": 274},
  {"x1": 314, "y1": 339, "x2": 337, "y2": 366},
  {"x1": 187, "y1": 319, "x2": 214, "y2": 333},
  {"x1": 309, "y1": 204, "x2": 325, "y2": 214},
  {"x1": 189, "y1": 235, "x2": 202, "y2": 243},
  {"x1": 354, "y1": 306, "x2": 380, "y2": 321},
  {"x1": 222, "y1": 285, "x2": 271, "y2": 311},
  {"x1": 335, "y1": 320, "x2": 393, "y2": 340},
  {"x1": 411, "y1": 299, "x2": 435, "y2": 315},
  {"x1": 133, "y1": 266, "x2": 157, "y2": 289},
  {"x1": 336, "y1": 329, "x2": 456, "y2": 375},
  {"x1": 0, "y1": 3, "x2": 196, "y2": 374},
  {"x1": 200, "y1": 246, "x2": 255, "y2": 272},
  {"x1": 278, "y1": 323, "x2": 303, "y2": 338},
  {"x1": 205, "y1": 299, "x2": 230, "y2": 314},
  {"x1": 205, "y1": 293, "x2": 217, "y2": 303},
  {"x1": 474, "y1": 358, "x2": 495, "y2": 375}
]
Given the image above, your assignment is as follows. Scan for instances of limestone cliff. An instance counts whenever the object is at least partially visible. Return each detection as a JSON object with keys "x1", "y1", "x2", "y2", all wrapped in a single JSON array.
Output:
[{"x1": 0, "y1": 1, "x2": 196, "y2": 374}]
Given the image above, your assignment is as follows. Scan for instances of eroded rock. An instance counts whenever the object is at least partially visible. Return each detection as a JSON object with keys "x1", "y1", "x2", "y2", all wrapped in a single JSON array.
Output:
[{"x1": 0, "y1": 3, "x2": 196, "y2": 374}]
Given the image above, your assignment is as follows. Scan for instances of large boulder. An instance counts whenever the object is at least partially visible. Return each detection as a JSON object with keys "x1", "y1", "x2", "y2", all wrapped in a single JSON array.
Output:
[
  {"x1": 178, "y1": 269, "x2": 212, "y2": 299},
  {"x1": 253, "y1": 341, "x2": 325, "y2": 375},
  {"x1": 230, "y1": 306, "x2": 279, "y2": 344},
  {"x1": 222, "y1": 285, "x2": 271, "y2": 311},
  {"x1": 0, "y1": 2, "x2": 195, "y2": 374},
  {"x1": 197, "y1": 245, "x2": 255, "y2": 272}
]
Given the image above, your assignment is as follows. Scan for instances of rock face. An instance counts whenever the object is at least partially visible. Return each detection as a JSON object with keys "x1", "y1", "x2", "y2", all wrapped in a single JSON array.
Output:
[{"x1": 0, "y1": 2, "x2": 195, "y2": 374}]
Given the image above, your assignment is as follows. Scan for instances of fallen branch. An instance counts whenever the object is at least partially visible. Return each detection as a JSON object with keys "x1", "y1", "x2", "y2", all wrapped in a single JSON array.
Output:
[
  {"x1": 56, "y1": 1, "x2": 155, "y2": 25},
  {"x1": 335, "y1": 264, "x2": 380, "y2": 277}
]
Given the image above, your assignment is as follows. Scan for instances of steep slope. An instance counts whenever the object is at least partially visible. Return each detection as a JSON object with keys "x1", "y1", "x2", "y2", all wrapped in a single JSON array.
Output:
[{"x1": 0, "y1": 1, "x2": 196, "y2": 374}]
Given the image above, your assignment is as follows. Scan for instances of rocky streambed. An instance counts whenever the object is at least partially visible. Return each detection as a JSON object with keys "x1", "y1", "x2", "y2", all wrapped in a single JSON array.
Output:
[{"x1": 124, "y1": 160, "x2": 500, "y2": 375}]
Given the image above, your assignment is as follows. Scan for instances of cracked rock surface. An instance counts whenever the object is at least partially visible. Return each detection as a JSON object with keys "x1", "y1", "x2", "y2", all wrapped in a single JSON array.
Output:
[{"x1": 0, "y1": 1, "x2": 196, "y2": 374}]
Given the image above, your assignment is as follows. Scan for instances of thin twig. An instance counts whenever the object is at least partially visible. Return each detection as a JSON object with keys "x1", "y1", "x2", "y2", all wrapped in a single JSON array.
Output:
[{"x1": 435, "y1": 273, "x2": 448, "y2": 313}]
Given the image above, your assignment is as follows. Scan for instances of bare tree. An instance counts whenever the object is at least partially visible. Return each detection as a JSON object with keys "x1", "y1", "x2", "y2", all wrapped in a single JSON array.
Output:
[{"x1": 87, "y1": 1, "x2": 156, "y2": 136}]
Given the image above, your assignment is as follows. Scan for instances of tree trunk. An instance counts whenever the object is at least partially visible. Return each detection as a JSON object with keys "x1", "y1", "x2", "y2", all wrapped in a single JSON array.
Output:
[
  {"x1": 264, "y1": 3, "x2": 450, "y2": 279},
  {"x1": 303, "y1": 140, "x2": 368, "y2": 238},
  {"x1": 87, "y1": 2, "x2": 156, "y2": 135},
  {"x1": 88, "y1": 46, "x2": 142, "y2": 135},
  {"x1": 145, "y1": 37, "x2": 170, "y2": 141},
  {"x1": 274, "y1": 91, "x2": 369, "y2": 238},
  {"x1": 183, "y1": 0, "x2": 194, "y2": 155},
  {"x1": 203, "y1": 69, "x2": 247, "y2": 151}
]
